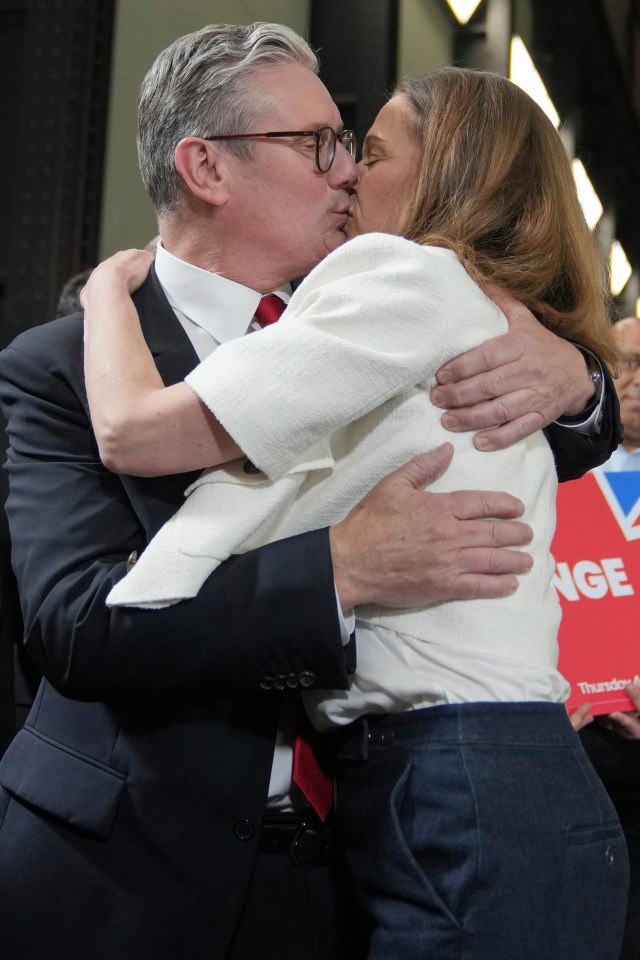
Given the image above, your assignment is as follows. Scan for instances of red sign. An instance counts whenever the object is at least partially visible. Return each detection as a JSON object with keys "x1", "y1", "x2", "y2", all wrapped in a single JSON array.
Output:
[{"x1": 553, "y1": 468, "x2": 640, "y2": 714}]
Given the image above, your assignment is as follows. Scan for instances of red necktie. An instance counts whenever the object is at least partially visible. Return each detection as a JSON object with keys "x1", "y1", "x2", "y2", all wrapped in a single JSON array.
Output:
[
  {"x1": 255, "y1": 294, "x2": 285, "y2": 327},
  {"x1": 292, "y1": 708, "x2": 334, "y2": 823}
]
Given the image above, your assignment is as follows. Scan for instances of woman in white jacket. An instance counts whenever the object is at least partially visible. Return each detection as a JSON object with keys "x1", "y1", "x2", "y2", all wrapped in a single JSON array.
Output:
[{"x1": 82, "y1": 68, "x2": 624, "y2": 959}]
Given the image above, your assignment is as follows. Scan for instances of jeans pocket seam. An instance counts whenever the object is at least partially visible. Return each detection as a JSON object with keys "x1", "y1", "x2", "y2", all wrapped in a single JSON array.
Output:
[
  {"x1": 388, "y1": 756, "x2": 466, "y2": 929},
  {"x1": 566, "y1": 822, "x2": 624, "y2": 846}
]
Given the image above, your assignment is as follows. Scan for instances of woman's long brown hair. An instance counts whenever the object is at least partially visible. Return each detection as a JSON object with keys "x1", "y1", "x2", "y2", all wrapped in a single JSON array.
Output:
[{"x1": 396, "y1": 67, "x2": 615, "y2": 366}]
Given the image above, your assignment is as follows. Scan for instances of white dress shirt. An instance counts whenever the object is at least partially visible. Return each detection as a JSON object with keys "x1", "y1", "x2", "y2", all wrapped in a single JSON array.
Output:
[{"x1": 155, "y1": 242, "x2": 291, "y2": 356}]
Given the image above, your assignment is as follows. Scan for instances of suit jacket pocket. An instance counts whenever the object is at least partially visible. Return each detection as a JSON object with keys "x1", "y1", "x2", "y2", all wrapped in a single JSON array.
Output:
[{"x1": 0, "y1": 726, "x2": 125, "y2": 838}]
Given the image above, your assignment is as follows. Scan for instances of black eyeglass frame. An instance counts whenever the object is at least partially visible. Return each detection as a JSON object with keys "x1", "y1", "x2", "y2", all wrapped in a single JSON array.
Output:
[{"x1": 203, "y1": 126, "x2": 356, "y2": 173}]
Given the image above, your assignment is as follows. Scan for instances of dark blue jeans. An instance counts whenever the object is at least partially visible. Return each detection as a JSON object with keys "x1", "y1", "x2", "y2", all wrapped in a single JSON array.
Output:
[{"x1": 336, "y1": 702, "x2": 629, "y2": 960}]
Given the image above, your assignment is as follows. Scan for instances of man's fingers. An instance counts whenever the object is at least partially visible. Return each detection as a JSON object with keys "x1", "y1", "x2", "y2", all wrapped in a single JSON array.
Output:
[
  {"x1": 482, "y1": 519, "x2": 533, "y2": 550},
  {"x1": 389, "y1": 443, "x2": 454, "y2": 490},
  {"x1": 331, "y1": 452, "x2": 533, "y2": 609},
  {"x1": 473, "y1": 415, "x2": 545, "y2": 452},
  {"x1": 432, "y1": 369, "x2": 541, "y2": 412},
  {"x1": 434, "y1": 286, "x2": 534, "y2": 389},
  {"x1": 445, "y1": 519, "x2": 533, "y2": 552},
  {"x1": 454, "y1": 544, "x2": 533, "y2": 575},
  {"x1": 434, "y1": 385, "x2": 545, "y2": 430},
  {"x1": 443, "y1": 572, "x2": 519, "y2": 600},
  {"x1": 435, "y1": 333, "x2": 518, "y2": 386},
  {"x1": 447, "y1": 489, "x2": 527, "y2": 523}
]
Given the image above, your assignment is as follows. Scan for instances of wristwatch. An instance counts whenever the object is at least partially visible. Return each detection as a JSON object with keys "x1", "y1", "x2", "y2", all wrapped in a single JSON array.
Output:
[{"x1": 581, "y1": 348, "x2": 604, "y2": 405}]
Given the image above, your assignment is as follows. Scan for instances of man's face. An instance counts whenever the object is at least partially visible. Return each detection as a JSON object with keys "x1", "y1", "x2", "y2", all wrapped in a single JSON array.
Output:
[
  {"x1": 613, "y1": 318, "x2": 640, "y2": 449},
  {"x1": 225, "y1": 63, "x2": 358, "y2": 286}
]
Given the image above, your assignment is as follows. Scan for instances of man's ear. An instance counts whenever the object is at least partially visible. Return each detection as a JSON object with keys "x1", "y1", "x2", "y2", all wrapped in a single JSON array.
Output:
[{"x1": 174, "y1": 137, "x2": 231, "y2": 207}]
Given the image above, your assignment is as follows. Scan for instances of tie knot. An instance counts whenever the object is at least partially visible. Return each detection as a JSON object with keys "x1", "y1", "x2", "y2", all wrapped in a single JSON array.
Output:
[{"x1": 255, "y1": 294, "x2": 285, "y2": 328}]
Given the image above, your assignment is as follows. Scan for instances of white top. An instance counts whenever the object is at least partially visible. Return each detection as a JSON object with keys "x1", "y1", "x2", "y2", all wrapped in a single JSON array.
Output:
[{"x1": 110, "y1": 233, "x2": 568, "y2": 724}]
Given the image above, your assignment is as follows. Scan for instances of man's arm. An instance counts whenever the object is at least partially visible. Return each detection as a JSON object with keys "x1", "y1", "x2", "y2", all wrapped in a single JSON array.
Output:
[
  {"x1": 431, "y1": 290, "x2": 622, "y2": 479},
  {"x1": 0, "y1": 323, "x2": 349, "y2": 700},
  {"x1": 0, "y1": 323, "x2": 532, "y2": 702}
]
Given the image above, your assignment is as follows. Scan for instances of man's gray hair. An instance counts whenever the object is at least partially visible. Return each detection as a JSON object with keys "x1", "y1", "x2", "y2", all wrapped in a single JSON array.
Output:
[{"x1": 137, "y1": 22, "x2": 319, "y2": 214}]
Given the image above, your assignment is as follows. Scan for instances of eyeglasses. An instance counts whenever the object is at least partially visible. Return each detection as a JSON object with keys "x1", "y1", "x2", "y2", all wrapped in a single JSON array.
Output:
[{"x1": 203, "y1": 126, "x2": 356, "y2": 173}]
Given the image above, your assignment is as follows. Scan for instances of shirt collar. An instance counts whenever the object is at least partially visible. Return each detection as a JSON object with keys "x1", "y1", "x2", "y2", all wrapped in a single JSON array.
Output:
[{"x1": 155, "y1": 242, "x2": 290, "y2": 344}]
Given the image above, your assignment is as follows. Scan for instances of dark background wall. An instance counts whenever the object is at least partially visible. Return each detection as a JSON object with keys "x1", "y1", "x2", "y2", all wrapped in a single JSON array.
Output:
[{"x1": 0, "y1": 0, "x2": 114, "y2": 349}]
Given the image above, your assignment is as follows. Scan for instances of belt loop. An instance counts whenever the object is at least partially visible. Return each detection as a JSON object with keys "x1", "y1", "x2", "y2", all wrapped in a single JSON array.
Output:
[{"x1": 338, "y1": 717, "x2": 371, "y2": 762}]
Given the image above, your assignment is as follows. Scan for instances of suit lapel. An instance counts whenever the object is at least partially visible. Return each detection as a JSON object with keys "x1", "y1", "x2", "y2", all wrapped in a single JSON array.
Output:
[
  {"x1": 132, "y1": 267, "x2": 199, "y2": 385},
  {"x1": 122, "y1": 266, "x2": 204, "y2": 534}
]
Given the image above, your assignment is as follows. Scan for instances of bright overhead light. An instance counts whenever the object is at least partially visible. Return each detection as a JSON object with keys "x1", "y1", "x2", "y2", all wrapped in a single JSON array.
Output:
[
  {"x1": 445, "y1": 0, "x2": 483, "y2": 24},
  {"x1": 509, "y1": 35, "x2": 560, "y2": 129},
  {"x1": 571, "y1": 159, "x2": 603, "y2": 231},
  {"x1": 610, "y1": 241, "x2": 632, "y2": 296},
  {"x1": 636, "y1": 298, "x2": 640, "y2": 318}
]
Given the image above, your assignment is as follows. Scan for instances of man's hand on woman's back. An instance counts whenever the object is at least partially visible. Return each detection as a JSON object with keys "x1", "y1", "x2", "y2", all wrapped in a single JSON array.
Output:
[{"x1": 330, "y1": 442, "x2": 533, "y2": 610}]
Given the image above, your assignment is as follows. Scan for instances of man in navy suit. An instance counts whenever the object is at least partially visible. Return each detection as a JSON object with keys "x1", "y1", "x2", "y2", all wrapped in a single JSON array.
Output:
[{"x1": 0, "y1": 22, "x2": 621, "y2": 960}]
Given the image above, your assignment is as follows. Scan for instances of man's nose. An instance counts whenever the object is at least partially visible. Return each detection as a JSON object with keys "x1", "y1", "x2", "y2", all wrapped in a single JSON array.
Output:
[{"x1": 328, "y1": 144, "x2": 359, "y2": 190}]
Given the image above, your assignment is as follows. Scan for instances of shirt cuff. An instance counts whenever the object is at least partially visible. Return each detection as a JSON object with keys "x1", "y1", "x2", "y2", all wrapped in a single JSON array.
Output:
[
  {"x1": 334, "y1": 585, "x2": 355, "y2": 645},
  {"x1": 554, "y1": 349, "x2": 605, "y2": 435}
]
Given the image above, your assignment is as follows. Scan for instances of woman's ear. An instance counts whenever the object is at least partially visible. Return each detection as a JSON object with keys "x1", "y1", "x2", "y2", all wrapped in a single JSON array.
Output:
[{"x1": 174, "y1": 137, "x2": 231, "y2": 207}]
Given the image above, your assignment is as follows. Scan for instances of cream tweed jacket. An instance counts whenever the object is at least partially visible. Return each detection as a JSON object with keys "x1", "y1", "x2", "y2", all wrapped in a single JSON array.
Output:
[{"x1": 108, "y1": 233, "x2": 560, "y2": 679}]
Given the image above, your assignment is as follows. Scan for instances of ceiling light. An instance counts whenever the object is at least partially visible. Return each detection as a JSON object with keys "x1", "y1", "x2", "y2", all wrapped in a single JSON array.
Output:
[
  {"x1": 509, "y1": 35, "x2": 560, "y2": 129},
  {"x1": 445, "y1": 0, "x2": 484, "y2": 25},
  {"x1": 610, "y1": 241, "x2": 632, "y2": 296},
  {"x1": 571, "y1": 159, "x2": 603, "y2": 231}
]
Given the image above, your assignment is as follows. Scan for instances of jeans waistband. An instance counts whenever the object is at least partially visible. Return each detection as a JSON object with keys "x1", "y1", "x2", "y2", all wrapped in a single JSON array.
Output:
[{"x1": 338, "y1": 702, "x2": 574, "y2": 761}]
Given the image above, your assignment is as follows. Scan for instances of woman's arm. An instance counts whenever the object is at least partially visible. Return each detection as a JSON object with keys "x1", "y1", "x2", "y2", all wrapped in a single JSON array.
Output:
[{"x1": 82, "y1": 250, "x2": 241, "y2": 476}]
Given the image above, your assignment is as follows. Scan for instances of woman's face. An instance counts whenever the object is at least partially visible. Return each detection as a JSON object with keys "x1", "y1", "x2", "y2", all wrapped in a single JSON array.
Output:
[{"x1": 346, "y1": 96, "x2": 420, "y2": 238}]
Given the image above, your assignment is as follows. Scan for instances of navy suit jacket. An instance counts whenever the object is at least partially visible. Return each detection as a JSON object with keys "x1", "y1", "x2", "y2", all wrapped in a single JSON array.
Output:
[{"x1": 0, "y1": 270, "x2": 350, "y2": 959}]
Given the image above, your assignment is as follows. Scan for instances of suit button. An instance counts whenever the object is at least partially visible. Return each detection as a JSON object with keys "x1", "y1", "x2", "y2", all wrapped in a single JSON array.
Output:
[
  {"x1": 286, "y1": 673, "x2": 299, "y2": 689},
  {"x1": 243, "y1": 459, "x2": 261, "y2": 474},
  {"x1": 273, "y1": 675, "x2": 286, "y2": 690},
  {"x1": 299, "y1": 671, "x2": 316, "y2": 688},
  {"x1": 259, "y1": 677, "x2": 273, "y2": 691},
  {"x1": 234, "y1": 819, "x2": 256, "y2": 841}
]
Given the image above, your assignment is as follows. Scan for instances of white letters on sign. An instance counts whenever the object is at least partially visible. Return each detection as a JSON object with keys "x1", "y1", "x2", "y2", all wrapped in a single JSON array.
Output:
[{"x1": 553, "y1": 558, "x2": 634, "y2": 601}]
